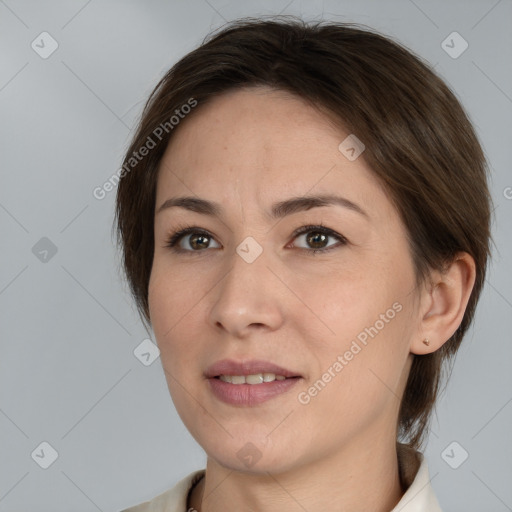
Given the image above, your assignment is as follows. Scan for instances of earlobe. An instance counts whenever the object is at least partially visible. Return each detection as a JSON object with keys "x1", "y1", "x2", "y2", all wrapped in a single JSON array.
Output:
[{"x1": 411, "y1": 252, "x2": 476, "y2": 355}]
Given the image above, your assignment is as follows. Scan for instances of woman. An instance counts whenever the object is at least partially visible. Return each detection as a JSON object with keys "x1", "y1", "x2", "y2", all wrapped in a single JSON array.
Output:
[{"x1": 116, "y1": 17, "x2": 491, "y2": 512}]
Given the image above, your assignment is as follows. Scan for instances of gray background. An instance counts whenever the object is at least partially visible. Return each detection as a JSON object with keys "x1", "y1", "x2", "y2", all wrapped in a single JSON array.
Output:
[{"x1": 1, "y1": 0, "x2": 511, "y2": 511}]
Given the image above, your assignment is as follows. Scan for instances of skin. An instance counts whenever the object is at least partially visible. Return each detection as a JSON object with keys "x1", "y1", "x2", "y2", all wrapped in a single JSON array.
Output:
[{"x1": 148, "y1": 87, "x2": 475, "y2": 512}]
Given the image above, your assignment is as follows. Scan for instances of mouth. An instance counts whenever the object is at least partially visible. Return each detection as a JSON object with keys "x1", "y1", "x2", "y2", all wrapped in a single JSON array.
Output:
[
  {"x1": 204, "y1": 359, "x2": 302, "y2": 406},
  {"x1": 205, "y1": 358, "x2": 301, "y2": 380},
  {"x1": 214, "y1": 373, "x2": 299, "y2": 384}
]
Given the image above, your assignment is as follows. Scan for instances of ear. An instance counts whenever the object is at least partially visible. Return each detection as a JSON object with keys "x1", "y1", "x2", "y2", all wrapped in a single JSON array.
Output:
[{"x1": 411, "y1": 252, "x2": 476, "y2": 355}]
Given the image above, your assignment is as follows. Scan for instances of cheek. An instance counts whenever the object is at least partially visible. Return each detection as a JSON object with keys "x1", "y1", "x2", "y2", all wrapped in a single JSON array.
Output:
[
  {"x1": 293, "y1": 259, "x2": 404, "y2": 341},
  {"x1": 148, "y1": 265, "x2": 195, "y2": 361},
  {"x1": 148, "y1": 268, "x2": 169, "y2": 337},
  {"x1": 295, "y1": 259, "x2": 414, "y2": 396},
  {"x1": 296, "y1": 306, "x2": 412, "y2": 439},
  {"x1": 148, "y1": 269, "x2": 204, "y2": 416},
  {"x1": 148, "y1": 260, "x2": 197, "y2": 328}
]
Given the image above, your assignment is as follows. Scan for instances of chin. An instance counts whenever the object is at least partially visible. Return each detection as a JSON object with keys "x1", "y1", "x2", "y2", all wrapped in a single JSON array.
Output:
[
  {"x1": 214, "y1": 453, "x2": 296, "y2": 475},
  {"x1": 203, "y1": 435, "x2": 301, "y2": 475}
]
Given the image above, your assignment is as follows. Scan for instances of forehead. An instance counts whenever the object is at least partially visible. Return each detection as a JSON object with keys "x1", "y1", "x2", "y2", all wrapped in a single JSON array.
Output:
[
  {"x1": 155, "y1": 87, "x2": 391, "y2": 221},
  {"x1": 164, "y1": 87, "x2": 340, "y2": 167}
]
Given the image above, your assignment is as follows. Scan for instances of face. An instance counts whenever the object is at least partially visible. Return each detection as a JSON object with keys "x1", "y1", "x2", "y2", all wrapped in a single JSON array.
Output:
[{"x1": 149, "y1": 87, "x2": 421, "y2": 473}]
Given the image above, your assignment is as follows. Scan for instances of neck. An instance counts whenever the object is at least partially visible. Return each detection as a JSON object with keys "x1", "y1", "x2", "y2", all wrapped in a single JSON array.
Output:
[{"x1": 189, "y1": 431, "x2": 406, "y2": 512}]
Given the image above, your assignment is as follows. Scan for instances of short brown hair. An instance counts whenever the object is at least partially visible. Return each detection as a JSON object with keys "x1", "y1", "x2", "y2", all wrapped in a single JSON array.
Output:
[{"x1": 115, "y1": 16, "x2": 492, "y2": 449}]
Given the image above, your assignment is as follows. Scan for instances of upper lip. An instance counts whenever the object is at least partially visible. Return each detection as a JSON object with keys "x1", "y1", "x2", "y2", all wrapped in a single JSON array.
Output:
[{"x1": 205, "y1": 359, "x2": 301, "y2": 378}]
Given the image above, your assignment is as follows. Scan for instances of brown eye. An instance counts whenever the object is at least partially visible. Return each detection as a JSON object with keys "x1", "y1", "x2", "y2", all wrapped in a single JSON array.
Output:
[
  {"x1": 165, "y1": 228, "x2": 221, "y2": 252},
  {"x1": 292, "y1": 225, "x2": 347, "y2": 253},
  {"x1": 165, "y1": 224, "x2": 346, "y2": 254},
  {"x1": 187, "y1": 233, "x2": 211, "y2": 250},
  {"x1": 305, "y1": 231, "x2": 329, "y2": 249}
]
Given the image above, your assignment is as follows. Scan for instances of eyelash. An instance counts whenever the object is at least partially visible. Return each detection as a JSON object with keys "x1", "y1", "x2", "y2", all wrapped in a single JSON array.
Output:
[{"x1": 163, "y1": 223, "x2": 348, "y2": 255}]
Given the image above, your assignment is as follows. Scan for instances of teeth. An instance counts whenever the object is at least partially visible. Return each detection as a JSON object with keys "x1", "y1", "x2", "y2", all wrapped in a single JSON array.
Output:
[
  {"x1": 245, "y1": 374, "x2": 263, "y2": 384},
  {"x1": 218, "y1": 373, "x2": 288, "y2": 384}
]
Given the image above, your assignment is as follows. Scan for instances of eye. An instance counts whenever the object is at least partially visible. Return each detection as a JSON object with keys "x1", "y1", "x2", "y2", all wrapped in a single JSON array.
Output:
[
  {"x1": 163, "y1": 224, "x2": 347, "y2": 254},
  {"x1": 164, "y1": 226, "x2": 220, "y2": 252},
  {"x1": 290, "y1": 224, "x2": 347, "y2": 253}
]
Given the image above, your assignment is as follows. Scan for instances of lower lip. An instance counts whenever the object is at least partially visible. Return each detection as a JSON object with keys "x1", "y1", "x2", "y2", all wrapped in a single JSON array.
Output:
[{"x1": 207, "y1": 377, "x2": 301, "y2": 406}]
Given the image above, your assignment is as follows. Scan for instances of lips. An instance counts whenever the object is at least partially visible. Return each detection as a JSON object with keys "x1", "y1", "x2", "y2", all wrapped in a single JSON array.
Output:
[
  {"x1": 205, "y1": 358, "x2": 302, "y2": 406},
  {"x1": 204, "y1": 359, "x2": 301, "y2": 379}
]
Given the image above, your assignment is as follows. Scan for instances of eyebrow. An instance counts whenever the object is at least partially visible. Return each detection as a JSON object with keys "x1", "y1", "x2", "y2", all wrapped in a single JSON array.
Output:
[{"x1": 156, "y1": 194, "x2": 368, "y2": 220}]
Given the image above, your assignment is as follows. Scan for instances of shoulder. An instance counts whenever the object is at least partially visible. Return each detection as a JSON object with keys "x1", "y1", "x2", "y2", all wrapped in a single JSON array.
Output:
[{"x1": 119, "y1": 469, "x2": 205, "y2": 512}]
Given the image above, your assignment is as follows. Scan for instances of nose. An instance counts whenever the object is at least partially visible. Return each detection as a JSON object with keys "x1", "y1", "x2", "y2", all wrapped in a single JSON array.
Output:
[{"x1": 208, "y1": 246, "x2": 285, "y2": 338}]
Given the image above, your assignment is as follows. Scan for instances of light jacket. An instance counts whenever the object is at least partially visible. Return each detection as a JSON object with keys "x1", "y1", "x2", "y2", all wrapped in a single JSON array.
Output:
[{"x1": 121, "y1": 446, "x2": 442, "y2": 512}]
